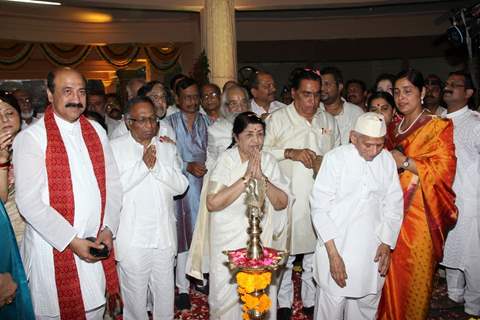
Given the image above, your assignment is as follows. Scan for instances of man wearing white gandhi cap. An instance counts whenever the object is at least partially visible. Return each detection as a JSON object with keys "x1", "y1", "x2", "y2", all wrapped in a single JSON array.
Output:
[{"x1": 309, "y1": 112, "x2": 404, "y2": 319}]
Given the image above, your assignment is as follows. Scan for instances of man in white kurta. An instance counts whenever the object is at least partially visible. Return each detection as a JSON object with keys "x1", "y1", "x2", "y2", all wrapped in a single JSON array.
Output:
[
  {"x1": 320, "y1": 67, "x2": 364, "y2": 145},
  {"x1": 263, "y1": 70, "x2": 340, "y2": 318},
  {"x1": 320, "y1": 99, "x2": 364, "y2": 145},
  {"x1": 111, "y1": 97, "x2": 188, "y2": 319},
  {"x1": 250, "y1": 71, "x2": 286, "y2": 118},
  {"x1": 12, "y1": 68, "x2": 123, "y2": 319},
  {"x1": 441, "y1": 71, "x2": 480, "y2": 316},
  {"x1": 206, "y1": 85, "x2": 251, "y2": 170},
  {"x1": 310, "y1": 112, "x2": 403, "y2": 320}
]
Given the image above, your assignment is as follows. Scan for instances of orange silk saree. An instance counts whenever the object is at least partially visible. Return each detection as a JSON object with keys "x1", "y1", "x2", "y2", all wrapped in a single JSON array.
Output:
[{"x1": 378, "y1": 116, "x2": 458, "y2": 320}]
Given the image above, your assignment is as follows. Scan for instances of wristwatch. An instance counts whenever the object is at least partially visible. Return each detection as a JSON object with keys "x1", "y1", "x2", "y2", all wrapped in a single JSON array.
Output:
[{"x1": 402, "y1": 157, "x2": 410, "y2": 169}]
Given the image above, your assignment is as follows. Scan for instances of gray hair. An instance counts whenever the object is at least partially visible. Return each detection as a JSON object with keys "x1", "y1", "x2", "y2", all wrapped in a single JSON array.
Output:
[{"x1": 220, "y1": 85, "x2": 251, "y2": 122}]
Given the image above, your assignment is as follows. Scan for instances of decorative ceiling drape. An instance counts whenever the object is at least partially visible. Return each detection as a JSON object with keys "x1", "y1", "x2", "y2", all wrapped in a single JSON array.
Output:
[
  {"x1": 96, "y1": 44, "x2": 140, "y2": 67},
  {"x1": 144, "y1": 45, "x2": 181, "y2": 71},
  {"x1": 40, "y1": 43, "x2": 93, "y2": 67},
  {"x1": 0, "y1": 42, "x2": 180, "y2": 71},
  {"x1": 0, "y1": 41, "x2": 34, "y2": 70}
]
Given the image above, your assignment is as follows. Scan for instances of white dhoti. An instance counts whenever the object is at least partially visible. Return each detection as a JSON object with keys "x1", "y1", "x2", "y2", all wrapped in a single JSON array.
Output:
[
  {"x1": 277, "y1": 254, "x2": 315, "y2": 308},
  {"x1": 118, "y1": 247, "x2": 175, "y2": 320},
  {"x1": 314, "y1": 287, "x2": 381, "y2": 320},
  {"x1": 446, "y1": 267, "x2": 480, "y2": 316}
]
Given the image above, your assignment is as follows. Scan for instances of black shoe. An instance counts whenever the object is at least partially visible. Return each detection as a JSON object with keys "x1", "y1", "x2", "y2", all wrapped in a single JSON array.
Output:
[
  {"x1": 303, "y1": 306, "x2": 314, "y2": 316},
  {"x1": 194, "y1": 283, "x2": 209, "y2": 295},
  {"x1": 175, "y1": 293, "x2": 191, "y2": 310},
  {"x1": 277, "y1": 307, "x2": 292, "y2": 320}
]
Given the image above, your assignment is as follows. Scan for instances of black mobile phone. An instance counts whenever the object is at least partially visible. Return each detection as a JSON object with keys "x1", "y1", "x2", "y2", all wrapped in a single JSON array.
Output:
[{"x1": 85, "y1": 237, "x2": 109, "y2": 258}]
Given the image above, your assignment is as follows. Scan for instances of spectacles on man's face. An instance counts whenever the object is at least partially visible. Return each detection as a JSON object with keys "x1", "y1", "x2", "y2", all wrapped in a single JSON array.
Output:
[
  {"x1": 147, "y1": 94, "x2": 167, "y2": 102},
  {"x1": 201, "y1": 92, "x2": 219, "y2": 100},
  {"x1": 128, "y1": 116, "x2": 160, "y2": 126},
  {"x1": 445, "y1": 81, "x2": 466, "y2": 89},
  {"x1": 228, "y1": 99, "x2": 249, "y2": 108}
]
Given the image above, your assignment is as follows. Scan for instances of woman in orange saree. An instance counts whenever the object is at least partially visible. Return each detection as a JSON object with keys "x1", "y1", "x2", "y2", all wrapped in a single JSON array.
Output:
[{"x1": 377, "y1": 69, "x2": 458, "y2": 320}]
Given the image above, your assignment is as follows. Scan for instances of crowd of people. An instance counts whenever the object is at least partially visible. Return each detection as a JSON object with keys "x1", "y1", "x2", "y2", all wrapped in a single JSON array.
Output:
[{"x1": 0, "y1": 64, "x2": 478, "y2": 320}]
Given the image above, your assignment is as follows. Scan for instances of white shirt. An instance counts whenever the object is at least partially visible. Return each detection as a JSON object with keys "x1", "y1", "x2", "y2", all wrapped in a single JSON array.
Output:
[
  {"x1": 105, "y1": 115, "x2": 123, "y2": 137},
  {"x1": 251, "y1": 99, "x2": 286, "y2": 116},
  {"x1": 109, "y1": 118, "x2": 176, "y2": 141},
  {"x1": 442, "y1": 106, "x2": 480, "y2": 269},
  {"x1": 13, "y1": 113, "x2": 122, "y2": 316},
  {"x1": 320, "y1": 100, "x2": 364, "y2": 145},
  {"x1": 311, "y1": 144, "x2": 403, "y2": 297},
  {"x1": 20, "y1": 116, "x2": 39, "y2": 130},
  {"x1": 428, "y1": 105, "x2": 447, "y2": 116},
  {"x1": 110, "y1": 134, "x2": 188, "y2": 260},
  {"x1": 206, "y1": 117, "x2": 233, "y2": 170}
]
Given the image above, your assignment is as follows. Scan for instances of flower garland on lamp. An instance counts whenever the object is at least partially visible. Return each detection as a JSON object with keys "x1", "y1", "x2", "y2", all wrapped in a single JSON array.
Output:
[{"x1": 224, "y1": 178, "x2": 287, "y2": 320}]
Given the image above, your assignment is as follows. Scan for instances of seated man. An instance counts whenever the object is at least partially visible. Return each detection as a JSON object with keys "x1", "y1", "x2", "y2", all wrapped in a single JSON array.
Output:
[
  {"x1": 310, "y1": 112, "x2": 403, "y2": 320},
  {"x1": 111, "y1": 96, "x2": 188, "y2": 319}
]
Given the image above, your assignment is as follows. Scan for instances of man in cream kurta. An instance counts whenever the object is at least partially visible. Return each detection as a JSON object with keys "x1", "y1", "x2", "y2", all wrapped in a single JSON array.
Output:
[
  {"x1": 12, "y1": 68, "x2": 123, "y2": 319},
  {"x1": 310, "y1": 113, "x2": 403, "y2": 320},
  {"x1": 263, "y1": 69, "x2": 340, "y2": 317},
  {"x1": 111, "y1": 97, "x2": 188, "y2": 319},
  {"x1": 441, "y1": 71, "x2": 480, "y2": 316}
]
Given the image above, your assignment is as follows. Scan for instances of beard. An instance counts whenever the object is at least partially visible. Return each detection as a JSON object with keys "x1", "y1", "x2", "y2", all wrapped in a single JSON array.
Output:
[
  {"x1": 21, "y1": 110, "x2": 34, "y2": 119},
  {"x1": 225, "y1": 111, "x2": 241, "y2": 124}
]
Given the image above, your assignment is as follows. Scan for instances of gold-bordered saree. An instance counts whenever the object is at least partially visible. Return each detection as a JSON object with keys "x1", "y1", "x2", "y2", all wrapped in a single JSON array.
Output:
[{"x1": 378, "y1": 115, "x2": 458, "y2": 320}]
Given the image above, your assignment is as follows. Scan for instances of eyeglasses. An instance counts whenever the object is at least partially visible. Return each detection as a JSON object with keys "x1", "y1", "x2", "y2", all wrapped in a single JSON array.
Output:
[
  {"x1": 445, "y1": 81, "x2": 466, "y2": 89},
  {"x1": 128, "y1": 116, "x2": 160, "y2": 126},
  {"x1": 147, "y1": 94, "x2": 167, "y2": 102},
  {"x1": 201, "y1": 92, "x2": 219, "y2": 100},
  {"x1": 228, "y1": 100, "x2": 249, "y2": 108}
]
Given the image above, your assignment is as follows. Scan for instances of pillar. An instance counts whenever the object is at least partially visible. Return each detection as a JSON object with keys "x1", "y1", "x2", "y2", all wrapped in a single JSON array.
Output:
[{"x1": 201, "y1": 0, "x2": 237, "y2": 88}]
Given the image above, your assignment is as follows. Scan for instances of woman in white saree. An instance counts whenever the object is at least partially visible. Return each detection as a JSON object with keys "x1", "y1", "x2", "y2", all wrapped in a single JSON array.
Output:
[{"x1": 206, "y1": 112, "x2": 291, "y2": 319}]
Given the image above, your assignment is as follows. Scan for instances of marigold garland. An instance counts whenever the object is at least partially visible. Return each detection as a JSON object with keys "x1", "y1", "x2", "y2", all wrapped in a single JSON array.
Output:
[{"x1": 236, "y1": 271, "x2": 272, "y2": 319}]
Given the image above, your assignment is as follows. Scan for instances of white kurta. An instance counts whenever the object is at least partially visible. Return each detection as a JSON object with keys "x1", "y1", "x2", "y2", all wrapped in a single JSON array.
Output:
[
  {"x1": 12, "y1": 114, "x2": 123, "y2": 317},
  {"x1": 109, "y1": 119, "x2": 176, "y2": 141},
  {"x1": 320, "y1": 100, "x2": 364, "y2": 145},
  {"x1": 251, "y1": 99, "x2": 286, "y2": 116},
  {"x1": 105, "y1": 115, "x2": 123, "y2": 138},
  {"x1": 442, "y1": 106, "x2": 480, "y2": 270},
  {"x1": 310, "y1": 144, "x2": 403, "y2": 298},
  {"x1": 264, "y1": 103, "x2": 340, "y2": 254},
  {"x1": 110, "y1": 133, "x2": 188, "y2": 260},
  {"x1": 206, "y1": 117, "x2": 233, "y2": 170},
  {"x1": 208, "y1": 148, "x2": 290, "y2": 319}
]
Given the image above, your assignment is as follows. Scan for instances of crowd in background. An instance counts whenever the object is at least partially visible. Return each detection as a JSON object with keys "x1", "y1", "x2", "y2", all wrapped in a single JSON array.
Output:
[{"x1": 0, "y1": 64, "x2": 478, "y2": 320}]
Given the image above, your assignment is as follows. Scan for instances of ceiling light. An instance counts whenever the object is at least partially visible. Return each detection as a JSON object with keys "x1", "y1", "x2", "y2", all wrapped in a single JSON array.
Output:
[
  {"x1": 5, "y1": 0, "x2": 61, "y2": 5},
  {"x1": 75, "y1": 12, "x2": 112, "y2": 23}
]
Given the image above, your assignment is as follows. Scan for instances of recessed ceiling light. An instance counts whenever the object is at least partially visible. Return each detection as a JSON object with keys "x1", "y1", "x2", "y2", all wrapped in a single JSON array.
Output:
[{"x1": 5, "y1": 0, "x2": 61, "y2": 5}]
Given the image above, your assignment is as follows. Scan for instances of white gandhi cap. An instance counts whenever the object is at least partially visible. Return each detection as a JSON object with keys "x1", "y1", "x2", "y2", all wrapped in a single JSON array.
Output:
[{"x1": 353, "y1": 112, "x2": 387, "y2": 138}]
